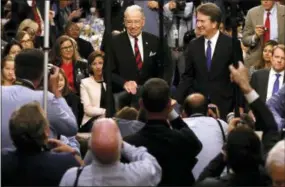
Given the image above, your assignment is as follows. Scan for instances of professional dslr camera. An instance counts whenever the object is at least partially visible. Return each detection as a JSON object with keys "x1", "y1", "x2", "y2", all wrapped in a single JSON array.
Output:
[{"x1": 173, "y1": 0, "x2": 187, "y2": 12}]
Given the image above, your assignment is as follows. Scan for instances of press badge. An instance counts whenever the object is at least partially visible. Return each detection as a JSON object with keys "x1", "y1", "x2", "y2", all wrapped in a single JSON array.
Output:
[{"x1": 173, "y1": 29, "x2": 179, "y2": 39}]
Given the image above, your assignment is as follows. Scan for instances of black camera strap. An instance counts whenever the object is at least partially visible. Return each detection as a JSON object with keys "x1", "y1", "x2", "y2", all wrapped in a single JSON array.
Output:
[
  {"x1": 175, "y1": 17, "x2": 181, "y2": 48},
  {"x1": 73, "y1": 166, "x2": 85, "y2": 187},
  {"x1": 14, "y1": 79, "x2": 36, "y2": 90}
]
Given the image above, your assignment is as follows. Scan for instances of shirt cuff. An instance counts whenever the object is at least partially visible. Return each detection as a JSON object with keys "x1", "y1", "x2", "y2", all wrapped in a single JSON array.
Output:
[
  {"x1": 168, "y1": 109, "x2": 179, "y2": 121},
  {"x1": 245, "y1": 90, "x2": 259, "y2": 104}
]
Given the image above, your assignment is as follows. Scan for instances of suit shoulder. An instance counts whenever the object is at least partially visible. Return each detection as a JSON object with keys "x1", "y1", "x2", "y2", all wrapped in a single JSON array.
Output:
[
  {"x1": 81, "y1": 77, "x2": 92, "y2": 84},
  {"x1": 142, "y1": 32, "x2": 159, "y2": 39},
  {"x1": 253, "y1": 68, "x2": 270, "y2": 76}
]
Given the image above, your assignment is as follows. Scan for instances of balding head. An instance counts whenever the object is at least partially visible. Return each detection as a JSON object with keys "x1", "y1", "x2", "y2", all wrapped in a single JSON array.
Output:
[
  {"x1": 91, "y1": 118, "x2": 122, "y2": 165},
  {"x1": 183, "y1": 93, "x2": 208, "y2": 117}
]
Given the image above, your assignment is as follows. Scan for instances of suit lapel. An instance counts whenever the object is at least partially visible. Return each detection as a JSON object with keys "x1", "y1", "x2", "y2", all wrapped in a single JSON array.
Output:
[
  {"x1": 123, "y1": 32, "x2": 137, "y2": 66},
  {"x1": 277, "y1": 4, "x2": 285, "y2": 43},
  {"x1": 210, "y1": 33, "x2": 222, "y2": 75},
  {"x1": 261, "y1": 70, "x2": 270, "y2": 102},
  {"x1": 198, "y1": 37, "x2": 208, "y2": 73},
  {"x1": 142, "y1": 32, "x2": 149, "y2": 64}
]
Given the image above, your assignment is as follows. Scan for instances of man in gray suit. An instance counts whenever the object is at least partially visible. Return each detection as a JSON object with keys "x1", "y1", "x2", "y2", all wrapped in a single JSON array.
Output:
[{"x1": 242, "y1": 0, "x2": 285, "y2": 67}]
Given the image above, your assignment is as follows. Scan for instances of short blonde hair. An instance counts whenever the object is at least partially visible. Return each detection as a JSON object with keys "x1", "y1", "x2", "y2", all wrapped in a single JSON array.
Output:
[{"x1": 17, "y1": 19, "x2": 39, "y2": 34}]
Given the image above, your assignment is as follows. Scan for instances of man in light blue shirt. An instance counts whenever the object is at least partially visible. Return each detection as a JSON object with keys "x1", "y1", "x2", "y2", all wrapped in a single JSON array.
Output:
[
  {"x1": 181, "y1": 93, "x2": 228, "y2": 180},
  {"x1": 60, "y1": 118, "x2": 161, "y2": 186},
  {"x1": 1, "y1": 49, "x2": 78, "y2": 149}
]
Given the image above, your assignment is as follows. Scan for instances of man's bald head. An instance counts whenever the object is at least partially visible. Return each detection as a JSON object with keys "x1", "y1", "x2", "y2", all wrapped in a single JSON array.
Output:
[
  {"x1": 91, "y1": 118, "x2": 122, "y2": 165},
  {"x1": 183, "y1": 93, "x2": 208, "y2": 117}
]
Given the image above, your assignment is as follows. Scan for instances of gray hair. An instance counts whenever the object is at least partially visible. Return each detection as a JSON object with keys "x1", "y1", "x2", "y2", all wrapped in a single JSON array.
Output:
[
  {"x1": 124, "y1": 5, "x2": 145, "y2": 18},
  {"x1": 266, "y1": 140, "x2": 285, "y2": 173}
]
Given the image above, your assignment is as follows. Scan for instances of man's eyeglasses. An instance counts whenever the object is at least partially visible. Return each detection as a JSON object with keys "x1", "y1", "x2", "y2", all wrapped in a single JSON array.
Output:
[{"x1": 61, "y1": 45, "x2": 73, "y2": 52}]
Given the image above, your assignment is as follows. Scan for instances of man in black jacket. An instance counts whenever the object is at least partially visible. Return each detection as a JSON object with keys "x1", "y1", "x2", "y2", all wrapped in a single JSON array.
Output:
[{"x1": 124, "y1": 78, "x2": 202, "y2": 186}]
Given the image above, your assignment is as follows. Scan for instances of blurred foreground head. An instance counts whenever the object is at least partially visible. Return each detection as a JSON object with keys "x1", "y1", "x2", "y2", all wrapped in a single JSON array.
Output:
[
  {"x1": 266, "y1": 140, "x2": 285, "y2": 187},
  {"x1": 91, "y1": 118, "x2": 122, "y2": 164}
]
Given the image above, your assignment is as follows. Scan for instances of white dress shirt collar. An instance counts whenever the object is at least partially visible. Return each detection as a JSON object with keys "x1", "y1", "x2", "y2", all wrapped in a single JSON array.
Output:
[
  {"x1": 127, "y1": 32, "x2": 144, "y2": 61},
  {"x1": 205, "y1": 30, "x2": 220, "y2": 44},
  {"x1": 270, "y1": 68, "x2": 285, "y2": 78},
  {"x1": 264, "y1": 2, "x2": 277, "y2": 14},
  {"x1": 204, "y1": 30, "x2": 220, "y2": 58},
  {"x1": 127, "y1": 32, "x2": 143, "y2": 43}
]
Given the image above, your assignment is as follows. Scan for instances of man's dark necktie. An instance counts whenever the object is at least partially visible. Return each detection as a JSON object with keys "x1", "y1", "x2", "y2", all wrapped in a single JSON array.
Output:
[
  {"x1": 264, "y1": 11, "x2": 271, "y2": 44},
  {"x1": 134, "y1": 37, "x2": 143, "y2": 70},
  {"x1": 272, "y1": 73, "x2": 281, "y2": 95},
  {"x1": 206, "y1": 40, "x2": 212, "y2": 71}
]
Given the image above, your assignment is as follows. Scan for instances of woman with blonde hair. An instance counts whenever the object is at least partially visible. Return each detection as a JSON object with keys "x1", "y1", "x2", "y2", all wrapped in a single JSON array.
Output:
[
  {"x1": 1, "y1": 55, "x2": 15, "y2": 86},
  {"x1": 50, "y1": 35, "x2": 88, "y2": 93}
]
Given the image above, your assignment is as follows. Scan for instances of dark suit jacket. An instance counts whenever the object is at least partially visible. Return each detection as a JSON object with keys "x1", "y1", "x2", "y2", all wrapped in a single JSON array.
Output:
[
  {"x1": 124, "y1": 117, "x2": 202, "y2": 186},
  {"x1": 110, "y1": 31, "x2": 173, "y2": 92},
  {"x1": 64, "y1": 92, "x2": 83, "y2": 127},
  {"x1": 250, "y1": 69, "x2": 285, "y2": 103},
  {"x1": 176, "y1": 32, "x2": 243, "y2": 119},
  {"x1": 76, "y1": 38, "x2": 94, "y2": 60},
  {"x1": 2, "y1": 149, "x2": 80, "y2": 186}
]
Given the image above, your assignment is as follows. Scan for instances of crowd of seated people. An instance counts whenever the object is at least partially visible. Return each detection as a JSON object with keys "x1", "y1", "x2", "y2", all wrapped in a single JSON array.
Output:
[{"x1": 1, "y1": 0, "x2": 285, "y2": 186}]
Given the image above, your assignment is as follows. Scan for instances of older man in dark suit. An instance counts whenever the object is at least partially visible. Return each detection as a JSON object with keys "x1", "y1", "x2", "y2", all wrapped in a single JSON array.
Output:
[
  {"x1": 176, "y1": 3, "x2": 243, "y2": 120},
  {"x1": 110, "y1": 5, "x2": 173, "y2": 109}
]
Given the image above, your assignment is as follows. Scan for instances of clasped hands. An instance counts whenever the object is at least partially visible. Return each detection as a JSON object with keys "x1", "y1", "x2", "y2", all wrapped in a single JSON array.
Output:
[{"x1": 124, "y1": 81, "x2": 138, "y2": 95}]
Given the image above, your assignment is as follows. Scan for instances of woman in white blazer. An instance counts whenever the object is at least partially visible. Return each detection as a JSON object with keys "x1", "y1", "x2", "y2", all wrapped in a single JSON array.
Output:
[{"x1": 80, "y1": 51, "x2": 106, "y2": 132}]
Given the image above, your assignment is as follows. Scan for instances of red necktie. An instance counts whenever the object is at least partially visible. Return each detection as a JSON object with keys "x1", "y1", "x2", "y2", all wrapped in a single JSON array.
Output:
[
  {"x1": 264, "y1": 11, "x2": 270, "y2": 44},
  {"x1": 134, "y1": 37, "x2": 143, "y2": 70},
  {"x1": 32, "y1": 0, "x2": 42, "y2": 36}
]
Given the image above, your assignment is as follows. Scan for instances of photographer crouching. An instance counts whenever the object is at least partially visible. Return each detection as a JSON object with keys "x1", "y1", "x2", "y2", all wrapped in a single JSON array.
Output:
[{"x1": 164, "y1": 0, "x2": 196, "y2": 87}]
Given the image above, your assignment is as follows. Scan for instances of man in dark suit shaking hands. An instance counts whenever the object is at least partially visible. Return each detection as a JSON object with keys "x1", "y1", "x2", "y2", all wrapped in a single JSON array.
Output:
[
  {"x1": 176, "y1": 3, "x2": 243, "y2": 120},
  {"x1": 110, "y1": 5, "x2": 173, "y2": 110}
]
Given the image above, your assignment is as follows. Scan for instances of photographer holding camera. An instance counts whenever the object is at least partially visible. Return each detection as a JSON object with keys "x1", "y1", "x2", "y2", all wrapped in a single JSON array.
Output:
[{"x1": 164, "y1": 0, "x2": 195, "y2": 86}]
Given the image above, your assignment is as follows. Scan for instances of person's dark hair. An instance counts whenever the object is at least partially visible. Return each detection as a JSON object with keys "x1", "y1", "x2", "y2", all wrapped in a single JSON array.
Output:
[
  {"x1": 226, "y1": 127, "x2": 262, "y2": 173},
  {"x1": 196, "y1": 3, "x2": 222, "y2": 27},
  {"x1": 9, "y1": 101, "x2": 49, "y2": 152},
  {"x1": 2, "y1": 39, "x2": 22, "y2": 58},
  {"x1": 183, "y1": 94, "x2": 208, "y2": 116},
  {"x1": 59, "y1": 68, "x2": 70, "y2": 96},
  {"x1": 15, "y1": 49, "x2": 44, "y2": 81},
  {"x1": 64, "y1": 21, "x2": 79, "y2": 35},
  {"x1": 87, "y1": 50, "x2": 105, "y2": 75},
  {"x1": 254, "y1": 40, "x2": 279, "y2": 70},
  {"x1": 115, "y1": 107, "x2": 138, "y2": 120},
  {"x1": 141, "y1": 78, "x2": 170, "y2": 113}
]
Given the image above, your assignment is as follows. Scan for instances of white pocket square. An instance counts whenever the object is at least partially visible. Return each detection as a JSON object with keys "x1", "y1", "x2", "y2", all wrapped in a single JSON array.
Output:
[{"x1": 149, "y1": 51, "x2": 156, "y2": 57}]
